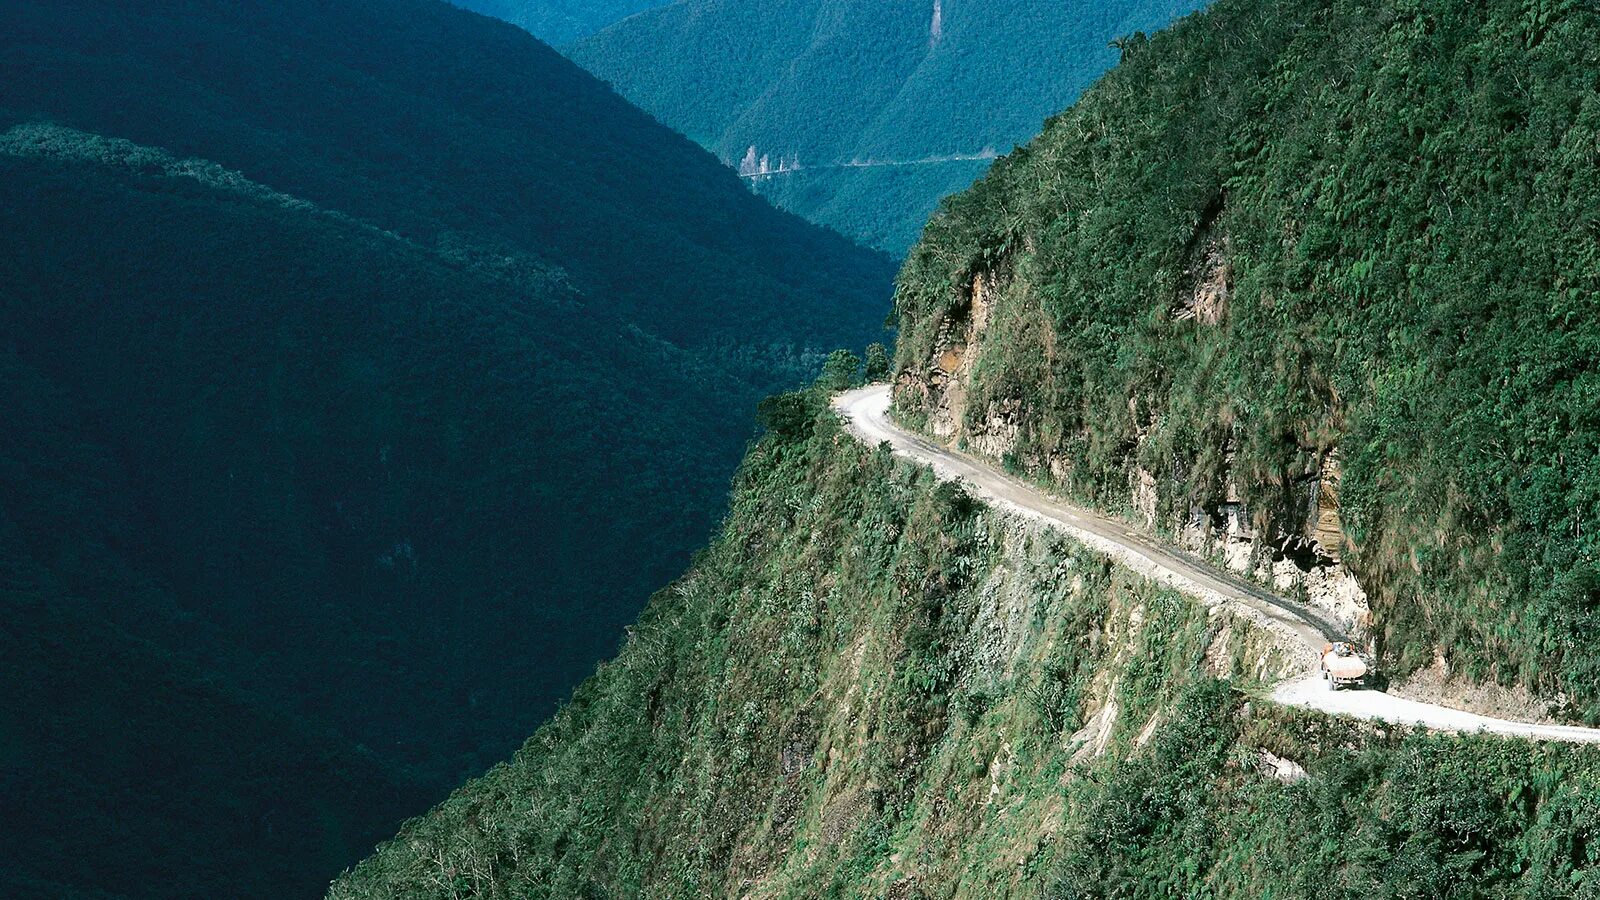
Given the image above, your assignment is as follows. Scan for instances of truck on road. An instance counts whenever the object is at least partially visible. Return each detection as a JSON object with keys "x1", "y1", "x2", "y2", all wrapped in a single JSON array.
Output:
[{"x1": 1321, "y1": 642, "x2": 1370, "y2": 690}]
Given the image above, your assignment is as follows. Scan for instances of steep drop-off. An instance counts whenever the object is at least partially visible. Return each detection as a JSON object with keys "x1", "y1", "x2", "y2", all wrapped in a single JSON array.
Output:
[
  {"x1": 894, "y1": 0, "x2": 1600, "y2": 719},
  {"x1": 570, "y1": 0, "x2": 1209, "y2": 253},
  {"x1": 331, "y1": 388, "x2": 1600, "y2": 898},
  {"x1": 330, "y1": 0, "x2": 1600, "y2": 894}
]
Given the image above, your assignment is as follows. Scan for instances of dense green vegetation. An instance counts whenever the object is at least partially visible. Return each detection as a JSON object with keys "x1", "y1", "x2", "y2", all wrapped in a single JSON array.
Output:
[
  {"x1": 0, "y1": 570, "x2": 430, "y2": 899},
  {"x1": 328, "y1": 0, "x2": 1600, "y2": 894},
  {"x1": 0, "y1": 124, "x2": 745, "y2": 896},
  {"x1": 447, "y1": 0, "x2": 669, "y2": 44},
  {"x1": 895, "y1": 0, "x2": 1600, "y2": 716},
  {"x1": 330, "y1": 388, "x2": 1600, "y2": 898},
  {"x1": 571, "y1": 0, "x2": 1208, "y2": 253},
  {"x1": 0, "y1": 0, "x2": 892, "y2": 893},
  {"x1": 1051, "y1": 695, "x2": 1600, "y2": 898},
  {"x1": 4, "y1": 0, "x2": 891, "y2": 377}
]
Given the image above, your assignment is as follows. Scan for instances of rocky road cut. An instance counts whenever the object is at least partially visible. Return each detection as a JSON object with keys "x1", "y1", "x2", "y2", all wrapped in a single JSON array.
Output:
[{"x1": 835, "y1": 384, "x2": 1600, "y2": 744}]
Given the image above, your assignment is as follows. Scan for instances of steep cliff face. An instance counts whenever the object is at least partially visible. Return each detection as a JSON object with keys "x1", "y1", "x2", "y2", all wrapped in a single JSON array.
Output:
[
  {"x1": 898, "y1": 261, "x2": 1372, "y2": 643},
  {"x1": 331, "y1": 393, "x2": 1600, "y2": 898},
  {"x1": 894, "y1": 0, "x2": 1600, "y2": 715},
  {"x1": 326, "y1": 408, "x2": 1277, "y2": 896}
]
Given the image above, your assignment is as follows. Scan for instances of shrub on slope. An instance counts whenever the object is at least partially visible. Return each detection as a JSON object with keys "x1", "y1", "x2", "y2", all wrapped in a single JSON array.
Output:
[
  {"x1": 329, "y1": 392, "x2": 1600, "y2": 899},
  {"x1": 894, "y1": 0, "x2": 1600, "y2": 714}
]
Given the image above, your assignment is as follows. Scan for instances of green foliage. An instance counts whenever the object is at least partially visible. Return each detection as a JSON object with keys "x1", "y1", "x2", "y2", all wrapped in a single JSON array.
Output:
[
  {"x1": 819, "y1": 348, "x2": 864, "y2": 392},
  {"x1": 1051, "y1": 690, "x2": 1600, "y2": 899},
  {"x1": 757, "y1": 390, "x2": 823, "y2": 440},
  {"x1": 571, "y1": 0, "x2": 1210, "y2": 253},
  {"x1": 894, "y1": 0, "x2": 1600, "y2": 716},
  {"x1": 865, "y1": 342, "x2": 892, "y2": 382},
  {"x1": 330, "y1": 424, "x2": 1600, "y2": 900}
]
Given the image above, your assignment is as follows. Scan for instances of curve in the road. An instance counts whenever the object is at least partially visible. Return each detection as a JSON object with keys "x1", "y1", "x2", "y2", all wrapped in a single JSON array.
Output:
[{"x1": 834, "y1": 384, "x2": 1600, "y2": 744}]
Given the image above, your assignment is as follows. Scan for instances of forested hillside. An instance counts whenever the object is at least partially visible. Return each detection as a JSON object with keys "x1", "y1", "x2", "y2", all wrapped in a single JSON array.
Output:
[
  {"x1": 330, "y1": 0, "x2": 1600, "y2": 895},
  {"x1": 1, "y1": 518, "x2": 430, "y2": 899},
  {"x1": 894, "y1": 0, "x2": 1600, "y2": 716},
  {"x1": 4, "y1": 0, "x2": 891, "y2": 379},
  {"x1": 331, "y1": 385, "x2": 1600, "y2": 899},
  {"x1": 571, "y1": 0, "x2": 1207, "y2": 252},
  {"x1": 0, "y1": 0, "x2": 892, "y2": 894},
  {"x1": 447, "y1": 0, "x2": 669, "y2": 44}
]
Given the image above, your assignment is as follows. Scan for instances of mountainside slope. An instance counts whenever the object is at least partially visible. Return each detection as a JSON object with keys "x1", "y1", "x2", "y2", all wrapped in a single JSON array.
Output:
[
  {"x1": 571, "y1": 0, "x2": 1208, "y2": 252},
  {"x1": 4, "y1": 0, "x2": 892, "y2": 372},
  {"x1": 893, "y1": 0, "x2": 1600, "y2": 716},
  {"x1": 0, "y1": 0, "x2": 890, "y2": 892},
  {"x1": 0, "y1": 123, "x2": 751, "y2": 896},
  {"x1": 331, "y1": 0, "x2": 1600, "y2": 894},
  {"x1": 446, "y1": 0, "x2": 670, "y2": 44},
  {"x1": 330, "y1": 388, "x2": 1600, "y2": 899}
]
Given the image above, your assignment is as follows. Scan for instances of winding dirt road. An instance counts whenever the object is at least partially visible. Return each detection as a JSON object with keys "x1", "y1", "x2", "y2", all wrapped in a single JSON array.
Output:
[{"x1": 835, "y1": 385, "x2": 1600, "y2": 744}]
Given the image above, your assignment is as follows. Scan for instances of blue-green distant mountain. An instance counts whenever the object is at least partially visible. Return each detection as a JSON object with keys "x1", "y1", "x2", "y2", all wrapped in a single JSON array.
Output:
[
  {"x1": 0, "y1": 0, "x2": 892, "y2": 895},
  {"x1": 449, "y1": 0, "x2": 671, "y2": 44},
  {"x1": 571, "y1": 0, "x2": 1209, "y2": 253}
]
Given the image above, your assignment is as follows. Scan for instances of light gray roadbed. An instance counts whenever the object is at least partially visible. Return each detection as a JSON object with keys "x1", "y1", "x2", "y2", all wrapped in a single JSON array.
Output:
[{"x1": 835, "y1": 385, "x2": 1600, "y2": 744}]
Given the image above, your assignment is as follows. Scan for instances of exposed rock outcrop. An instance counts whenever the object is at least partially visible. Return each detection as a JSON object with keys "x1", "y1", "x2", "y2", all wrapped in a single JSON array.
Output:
[{"x1": 899, "y1": 257, "x2": 1372, "y2": 643}]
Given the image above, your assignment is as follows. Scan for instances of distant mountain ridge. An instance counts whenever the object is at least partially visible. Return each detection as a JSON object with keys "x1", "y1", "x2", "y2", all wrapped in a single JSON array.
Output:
[
  {"x1": 447, "y1": 0, "x2": 671, "y2": 44},
  {"x1": 571, "y1": 0, "x2": 1209, "y2": 252},
  {"x1": 4, "y1": 0, "x2": 890, "y2": 369}
]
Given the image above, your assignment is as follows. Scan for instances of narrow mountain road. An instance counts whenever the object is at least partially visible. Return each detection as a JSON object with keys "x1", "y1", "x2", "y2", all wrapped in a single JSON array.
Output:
[
  {"x1": 738, "y1": 153, "x2": 997, "y2": 179},
  {"x1": 835, "y1": 385, "x2": 1600, "y2": 744}
]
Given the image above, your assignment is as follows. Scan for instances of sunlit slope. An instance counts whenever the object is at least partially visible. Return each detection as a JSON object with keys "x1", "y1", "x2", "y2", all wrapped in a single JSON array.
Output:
[
  {"x1": 893, "y1": 0, "x2": 1600, "y2": 714},
  {"x1": 572, "y1": 0, "x2": 1208, "y2": 252}
]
